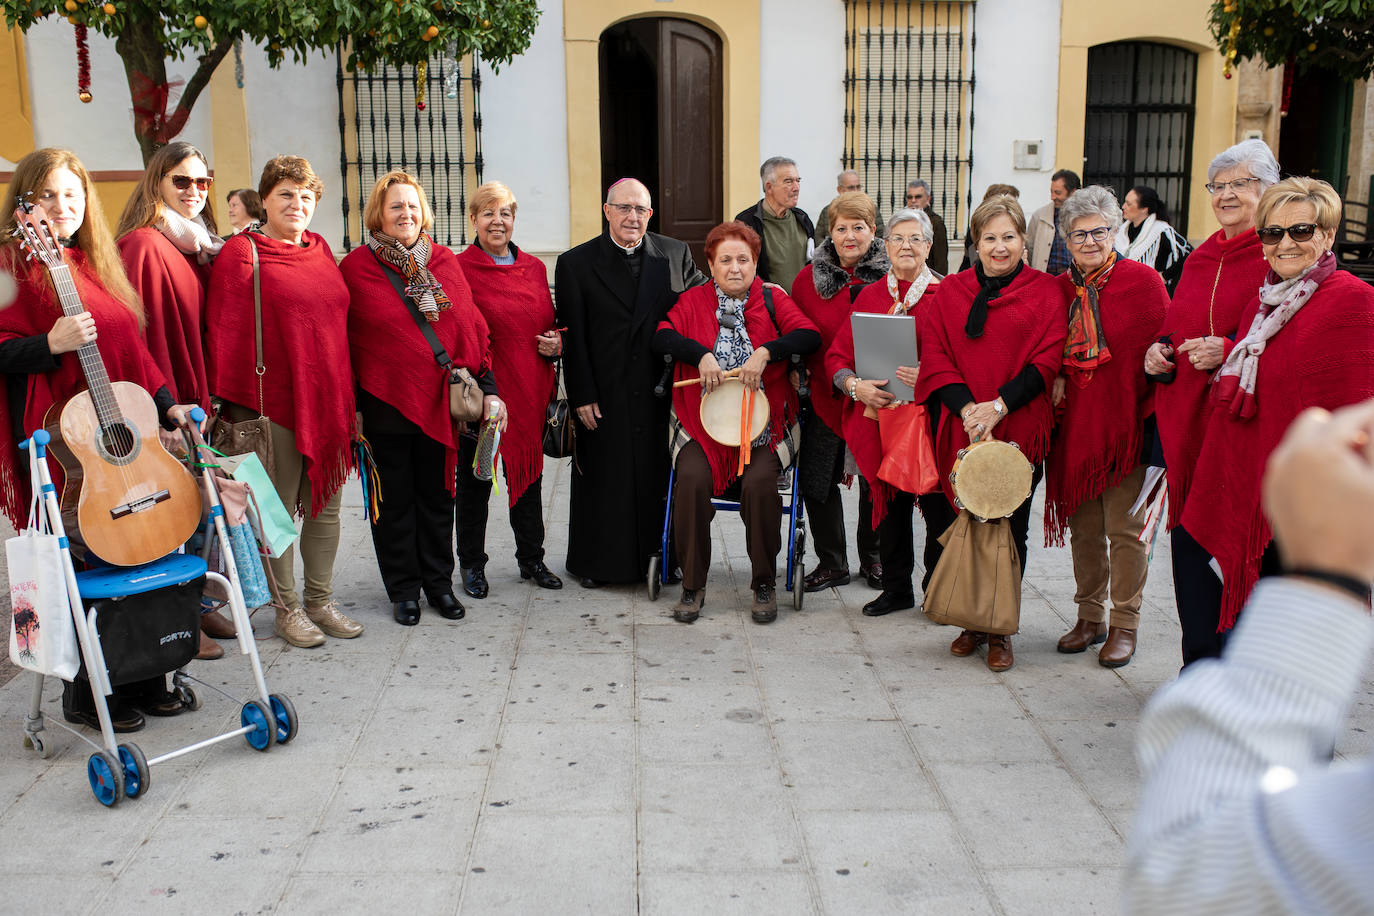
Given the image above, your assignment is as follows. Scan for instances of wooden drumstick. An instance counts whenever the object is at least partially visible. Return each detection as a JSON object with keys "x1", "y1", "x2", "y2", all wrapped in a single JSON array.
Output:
[{"x1": 673, "y1": 368, "x2": 742, "y2": 389}]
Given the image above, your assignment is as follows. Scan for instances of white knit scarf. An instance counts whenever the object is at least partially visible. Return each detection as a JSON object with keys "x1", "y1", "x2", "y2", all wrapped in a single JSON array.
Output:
[{"x1": 156, "y1": 208, "x2": 225, "y2": 264}]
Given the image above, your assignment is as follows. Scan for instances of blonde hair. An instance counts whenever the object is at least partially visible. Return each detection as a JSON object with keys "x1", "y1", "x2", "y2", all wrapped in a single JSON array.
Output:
[
  {"x1": 258, "y1": 155, "x2": 324, "y2": 202},
  {"x1": 829, "y1": 190, "x2": 877, "y2": 230},
  {"x1": 970, "y1": 195, "x2": 1027, "y2": 241},
  {"x1": 116, "y1": 141, "x2": 219, "y2": 239},
  {"x1": 1255, "y1": 176, "x2": 1343, "y2": 233},
  {"x1": 362, "y1": 170, "x2": 435, "y2": 235},
  {"x1": 1, "y1": 148, "x2": 141, "y2": 320},
  {"x1": 468, "y1": 181, "x2": 518, "y2": 221}
]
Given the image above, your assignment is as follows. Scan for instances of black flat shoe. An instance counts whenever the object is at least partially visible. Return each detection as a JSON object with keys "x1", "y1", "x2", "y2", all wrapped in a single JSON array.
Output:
[
  {"x1": 519, "y1": 561, "x2": 563, "y2": 589},
  {"x1": 428, "y1": 592, "x2": 466, "y2": 620},
  {"x1": 64, "y1": 705, "x2": 145, "y2": 733},
  {"x1": 862, "y1": 591, "x2": 916, "y2": 617},
  {"x1": 462, "y1": 567, "x2": 489, "y2": 599},
  {"x1": 393, "y1": 599, "x2": 421, "y2": 626},
  {"x1": 579, "y1": 576, "x2": 604, "y2": 589}
]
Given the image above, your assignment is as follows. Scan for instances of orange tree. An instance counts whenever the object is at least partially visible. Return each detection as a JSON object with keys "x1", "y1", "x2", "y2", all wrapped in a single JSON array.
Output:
[
  {"x1": 1211, "y1": 0, "x2": 1374, "y2": 80},
  {"x1": 0, "y1": 0, "x2": 540, "y2": 163}
]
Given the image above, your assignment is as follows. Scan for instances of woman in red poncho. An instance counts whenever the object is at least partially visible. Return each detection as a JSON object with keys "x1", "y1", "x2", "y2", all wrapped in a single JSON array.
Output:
[
  {"x1": 0, "y1": 148, "x2": 199, "y2": 731},
  {"x1": 651, "y1": 221, "x2": 820, "y2": 624},
  {"x1": 912, "y1": 195, "x2": 1066, "y2": 672},
  {"x1": 342, "y1": 170, "x2": 502, "y2": 628},
  {"x1": 1044, "y1": 187, "x2": 1169, "y2": 670},
  {"x1": 823, "y1": 207, "x2": 941, "y2": 616},
  {"x1": 1183, "y1": 178, "x2": 1374, "y2": 660},
  {"x1": 116, "y1": 140, "x2": 234, "y2": 661},
  {"x1": 454, "y1": 181, "x2": 562, "y2": 599},
  {"x1": 1142, "y1": 139, "x2": 1278, "y2": 666},
  {"x1": 791, "y1": 191, "x2": 890, "y2": 593},
  {"x1": 206, "y1": 156, "x2": 362, "y2": 648}
]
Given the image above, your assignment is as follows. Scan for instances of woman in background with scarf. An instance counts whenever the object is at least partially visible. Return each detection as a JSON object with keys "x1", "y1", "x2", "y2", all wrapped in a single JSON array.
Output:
[
  {"x1": 1045, "y1": 187, "x2": 1168, "y2": 669},
  {"x1": 342, "y1": 170, "x2": 502, "y2": 628},
  {"x1": 1114, "y1": 185, "x2": 1192, "y2": 294},
  {"x1": 1182, "y1": 177, "x2": 1374, "y2": 655}
]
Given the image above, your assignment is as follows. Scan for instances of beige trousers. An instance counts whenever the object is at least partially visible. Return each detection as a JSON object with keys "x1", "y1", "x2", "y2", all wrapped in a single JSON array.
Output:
[
  {"x1": 264, "y1": 419, "x2": 342, "y2": 610},
  {"x1": 1067, "y1": 464, "x2": 1149, "y2": 629}
]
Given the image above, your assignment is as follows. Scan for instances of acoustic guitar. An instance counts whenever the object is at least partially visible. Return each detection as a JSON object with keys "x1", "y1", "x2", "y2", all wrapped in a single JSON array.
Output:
[{"x1": 12, "y1": 199, "x2": 200, "y2": 566}]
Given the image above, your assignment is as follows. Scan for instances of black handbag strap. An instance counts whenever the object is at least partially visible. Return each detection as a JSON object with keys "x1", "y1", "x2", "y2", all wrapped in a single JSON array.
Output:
[{"x1": 371, "y1": 249, "x2": 455, "y2": 377}]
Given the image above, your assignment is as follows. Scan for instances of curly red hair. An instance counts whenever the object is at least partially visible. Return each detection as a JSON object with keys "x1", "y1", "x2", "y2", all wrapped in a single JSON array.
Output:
[{"x1": 704, "y1": 220, "x2": 762, "y2": 263}]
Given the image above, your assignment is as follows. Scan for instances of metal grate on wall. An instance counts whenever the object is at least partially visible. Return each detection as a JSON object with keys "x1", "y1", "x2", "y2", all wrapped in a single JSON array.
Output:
[
  {"x1": 843, "y1": 0, "x2": 975, "y2": 240},
  {"x1": 336, "y1": 50, "x2": 484, "y2": 251}
]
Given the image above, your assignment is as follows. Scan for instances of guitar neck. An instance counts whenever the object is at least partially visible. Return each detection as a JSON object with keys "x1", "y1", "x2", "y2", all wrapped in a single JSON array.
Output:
[{"x1": 48, "y1": 263, "x2": 124, "y2": 428}]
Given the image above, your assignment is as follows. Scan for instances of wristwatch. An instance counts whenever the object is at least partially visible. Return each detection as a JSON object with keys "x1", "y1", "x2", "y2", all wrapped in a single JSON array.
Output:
[{"x1": 993, "y1": 399, "x2": 1006, "y2": 416}]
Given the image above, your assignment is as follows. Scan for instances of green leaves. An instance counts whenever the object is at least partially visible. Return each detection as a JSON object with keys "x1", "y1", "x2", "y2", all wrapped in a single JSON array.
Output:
[{"x1": 1210, "y1": 0, "x2": 1374, "y2": 80}]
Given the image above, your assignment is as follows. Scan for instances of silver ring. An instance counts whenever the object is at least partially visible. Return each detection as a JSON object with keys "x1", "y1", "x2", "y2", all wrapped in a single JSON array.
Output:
[{"x1": 977, "y1": 423, "x2": 986, "y2": 432}]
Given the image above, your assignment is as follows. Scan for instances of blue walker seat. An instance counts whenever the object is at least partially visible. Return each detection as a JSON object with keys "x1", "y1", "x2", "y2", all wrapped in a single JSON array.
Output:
[{"x1": 75, "y1": 554, "x2": 208, "y2": 600}]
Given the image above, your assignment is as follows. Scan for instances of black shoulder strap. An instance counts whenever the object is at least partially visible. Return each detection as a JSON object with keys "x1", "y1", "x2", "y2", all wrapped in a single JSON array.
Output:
[
  {"x1": 371, "y1": 248, "x2": 453, "y2": 375},
  {"x1": 762, "y1": 284, "x2": 780, "y2": 335}
]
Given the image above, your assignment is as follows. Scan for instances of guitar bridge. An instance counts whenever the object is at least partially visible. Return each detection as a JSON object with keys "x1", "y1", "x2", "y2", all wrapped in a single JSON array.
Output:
[{"x1": 110, "y1": 489, "x2": 171, "y2": 519}]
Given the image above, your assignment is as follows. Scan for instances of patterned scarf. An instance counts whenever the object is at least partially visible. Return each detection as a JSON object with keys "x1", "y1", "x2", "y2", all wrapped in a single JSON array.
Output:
[
  {"x1": 886, "y1": 265, "x2": 936, "y2": 314},
  {"x1": 1213, "y1": 250, "x2": 1337, "y2": 419},
  {"x1": 713, "y1": 284, "x2": 754, "y2": 370},
  {"x1": 1063, "y1": 251, "x2": 1116, "y2": 385},
  {"x1": 366, "y1": 230, "x2": 452, "y2": 321}
]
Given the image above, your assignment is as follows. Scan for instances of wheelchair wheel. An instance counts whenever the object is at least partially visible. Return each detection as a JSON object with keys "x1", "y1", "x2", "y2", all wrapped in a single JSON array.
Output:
[
  {"x1": 792, "y1": 526, "x2": 806, "y2": 611},
  {"x1": 647, "y1": 554, "x2": 662, "y2": 601}
]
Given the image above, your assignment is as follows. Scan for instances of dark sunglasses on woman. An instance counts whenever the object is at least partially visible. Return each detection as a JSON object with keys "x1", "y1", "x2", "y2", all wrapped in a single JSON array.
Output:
[
  {"x1": 1257, "y1": 223, "x2": 1317, "y2": 245},
  {"x1": 168, "y1": 174, "x2": 214, "y2": 191}
]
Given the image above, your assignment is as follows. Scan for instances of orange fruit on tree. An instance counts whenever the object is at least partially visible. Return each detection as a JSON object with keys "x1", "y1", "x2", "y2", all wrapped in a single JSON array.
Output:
[
  {"x1": 103, "y1": 2, "x2": 114, "y2": 12},
  {"x1": 193, "y1": 14, "x2": 207, "y2": 29}
]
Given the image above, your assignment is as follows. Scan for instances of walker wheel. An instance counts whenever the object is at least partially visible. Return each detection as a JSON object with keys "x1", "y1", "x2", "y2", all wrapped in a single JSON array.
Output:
[
  {"x1": 25, "y1": 732, "x2": 51, "y2": 758},
  {"x1": 117, "y1": 743, "x2": 150, "y2": 799},
  {"x1": 87, "y1": 750, "x2": 124, "y2": 807},
  {"x1": 647, "y1": 554, "x2": 662, "y2": 601},
  {"x1": 792, "y1": 528, "x2": 806, "y2": 611},
  {"x1": 268, "y1": 694, "x2": 298, "y2": 745},
  {"x1": 241, "y1": 700, "x2": 276, "y2": 751},
  {"x1": 176, "y1": 685, "x2": 201, "y2": 711}
]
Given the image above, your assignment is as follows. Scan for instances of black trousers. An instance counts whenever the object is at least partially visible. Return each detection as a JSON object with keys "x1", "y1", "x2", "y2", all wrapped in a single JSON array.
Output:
[
  {"x1": 877, "y1": 490, "x2": 917, "y2": 598},
  {"x1": 916, "y1": 464, "x2": 1043, "y2": 594},
  {"x1": 673, "y1": 441, "x2": 783, "y2": 591},
  {"x1": 1172, "y1": 525, "x2": 1282, "y2": 668},
  {"x1": 368, "y1": 429, "x2": 457, "y2": 602},
  {"x1": 455, "y1": 433, "x2": 545, "y2": 569},
  {"x1": 809, "y1": 476, "x2": 880, "y2": 572}
]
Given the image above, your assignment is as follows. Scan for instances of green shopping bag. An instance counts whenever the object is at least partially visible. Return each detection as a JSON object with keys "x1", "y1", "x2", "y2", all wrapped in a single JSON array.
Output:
[{"x1": 222, "y1": 452, "x2": 299, "y2": 559}]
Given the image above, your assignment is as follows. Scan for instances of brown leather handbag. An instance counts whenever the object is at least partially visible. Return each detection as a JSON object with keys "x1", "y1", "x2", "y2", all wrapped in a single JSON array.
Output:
[{"x1": 923, "y1": 512, "x2": 1021, "y2": 635}]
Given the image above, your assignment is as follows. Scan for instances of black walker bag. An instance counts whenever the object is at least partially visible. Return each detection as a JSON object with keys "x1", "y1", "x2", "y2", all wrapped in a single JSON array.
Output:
[{"x1": 77, "y1": 577, "x2": 205, "y2": 686}]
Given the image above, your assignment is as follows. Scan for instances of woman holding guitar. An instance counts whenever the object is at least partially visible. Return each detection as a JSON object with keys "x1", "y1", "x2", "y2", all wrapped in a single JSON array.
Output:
[
  {"x1": 117, "y1": 141, "x2": 235, "y2": 660},
  {"x1": 0, "y1": 148, "x2": 201, "y2": 732}
]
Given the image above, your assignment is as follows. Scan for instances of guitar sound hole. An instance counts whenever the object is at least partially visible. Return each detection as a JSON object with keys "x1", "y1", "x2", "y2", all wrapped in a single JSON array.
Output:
[{"x1": 100, "y1": 423, "x2": 137, "y2": 460}]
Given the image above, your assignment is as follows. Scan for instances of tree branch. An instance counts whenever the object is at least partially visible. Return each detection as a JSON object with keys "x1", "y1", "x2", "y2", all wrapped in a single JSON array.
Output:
[{"x1": 175, "y1": 38, "x2": 236, "y2": 125}]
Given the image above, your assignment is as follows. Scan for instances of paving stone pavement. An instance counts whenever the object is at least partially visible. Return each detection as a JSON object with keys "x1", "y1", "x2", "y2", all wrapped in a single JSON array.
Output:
[{"x1": 3, "y1": 457, "x2": 1373, "y2": 915}]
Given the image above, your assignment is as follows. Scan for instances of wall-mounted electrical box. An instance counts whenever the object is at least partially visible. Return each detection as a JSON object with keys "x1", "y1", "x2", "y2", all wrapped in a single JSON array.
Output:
[{"x1": 1014, "y1": 140, "x2": 1043, "y2": 170}]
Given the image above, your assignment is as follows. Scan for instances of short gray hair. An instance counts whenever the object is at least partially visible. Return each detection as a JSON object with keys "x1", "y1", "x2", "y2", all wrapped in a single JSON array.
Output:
[
  {"x1": 761, "y1": 156, "x2": 797, "y2": 187},
  {"x1": 1057, "y1": 186, "x2": 1123, "y2": 238},
  {"x1": 885, "y1": 207, "x2": 932, "y2": 240},
  {"x1": 837, "y1": 169, "x2": 860, "y2": 186},
  {"x1": 906, "y1": 179, "x2": 930, "y2": 195},
  {"x1": 1208, "y1": 138, "x2": 1280, "y2": 189}
]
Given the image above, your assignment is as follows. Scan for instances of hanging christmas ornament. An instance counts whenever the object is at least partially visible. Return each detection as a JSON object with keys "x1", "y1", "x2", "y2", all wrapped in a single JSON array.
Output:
[
  {"x1": 416, "y1": 60, "x2": 428, "y2": 111},
  {"x1": 75, "y1": 23, "x2": 93, "y2": 102}
]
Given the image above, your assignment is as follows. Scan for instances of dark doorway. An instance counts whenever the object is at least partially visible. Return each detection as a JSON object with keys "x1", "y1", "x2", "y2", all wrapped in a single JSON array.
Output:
[
  {"x1": 1083, "y1": 41, "x2": 1196, "y2": 233},
  {"x1": 599, "y1": 18, "x2": 723, "y2": 268},
  {"x1": 1280, "y1": 68, "x2": 1353, "y2": 191}
]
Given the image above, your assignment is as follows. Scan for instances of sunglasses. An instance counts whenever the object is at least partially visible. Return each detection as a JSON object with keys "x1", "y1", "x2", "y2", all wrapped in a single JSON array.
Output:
[
  {"x1": 1257, "y1": 223, "x2": 1319, "y2": 245},
  {"x1": 168, "y1": 174, "x2": 213, "y2": 191}
]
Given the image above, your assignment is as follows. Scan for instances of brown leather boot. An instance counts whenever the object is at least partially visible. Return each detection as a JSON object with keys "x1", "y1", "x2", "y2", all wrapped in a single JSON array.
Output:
[
  {"x1": 195, "y1": 629, "x2": 224, "y2": 660},
  {"x1": 1098, "y1": 626, "x2": 1137, "y2": 668},
  {"x1": 950, "y1": 629, "x2": 987, "y2": 657},
  {"x1": 1056, "y1": 619, "x2": 1107, "y2": 654},
  {"x1": 986, "y1": 634, "x2": 1014, "y2": 671},
  {"x1": 200, "y1": 609, "x2": 237, "y2": 639}
]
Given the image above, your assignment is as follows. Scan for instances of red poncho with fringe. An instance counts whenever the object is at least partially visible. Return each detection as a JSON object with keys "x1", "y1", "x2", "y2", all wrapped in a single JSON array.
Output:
[
  {"x1": 1044, "y1": 258, "x2": 1168, "y2": 544},
  {"x1": 342, "y1": 241, "x2": 491, "y2": 497},
  {"x1": 789, "y1": 263, "x2": 863, "y2": 437},
  {"x1": 823, "y1": 276, "x2": 940, "y2": 526},
  {"x1": 911, "y1": 267, "x2": 1066, "y2": 506},
  {"x1": 0, "y1": 248, "x2": 169, "y2": 528},
  {"x1": 1154, "y1": 227, "x2": 1267, "y2": 528},
  {"x1": 1182, "y1": 269, "x2": 1374, "y2": 631},
  {"x1": 205, "y1": 231, "x2": 354, "y2": 516},
  {"x1": 118, "y1": 226, "x2": 211, "y2": 409},
  {"x1": 456, "y1": 243, "x2": 555, "y2": 506},
  {"x1": 659, "y1": 278, "x2": 815, "y2": 494}
]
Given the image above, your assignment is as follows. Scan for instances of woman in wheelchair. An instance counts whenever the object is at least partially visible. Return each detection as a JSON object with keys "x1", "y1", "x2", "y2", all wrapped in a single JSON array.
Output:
[{"x1": 651, "y1": 222, "x2": 820, "y2": 624}]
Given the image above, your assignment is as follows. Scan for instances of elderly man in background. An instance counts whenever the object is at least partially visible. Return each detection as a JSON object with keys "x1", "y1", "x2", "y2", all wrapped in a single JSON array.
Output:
[
  {"x1": 815, "y1": 170, "x2": 884, "y2": 243},
  {"x1": 905, "y1": 179, "x2": 949, "y2": 274},
  {"x1": 555, "y1": 178, "x2": 706, "y2": 588},
  {"x1": 735, "y1": 156, "x2": 815, "y2": 293},
  {"x1": 1026, "y1": 169, "x2": 1081, "y2": 274}
]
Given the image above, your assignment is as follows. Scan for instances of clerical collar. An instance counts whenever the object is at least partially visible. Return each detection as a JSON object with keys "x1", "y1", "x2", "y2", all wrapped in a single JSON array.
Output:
[{"x1": 611, "y1": 236, "x2": 644, "y2": 256}]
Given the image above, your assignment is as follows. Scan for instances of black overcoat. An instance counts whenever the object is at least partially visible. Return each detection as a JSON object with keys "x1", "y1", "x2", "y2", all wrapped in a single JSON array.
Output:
[{"x1": 554, "y1": 231, "x2": 706, "y2": 582}]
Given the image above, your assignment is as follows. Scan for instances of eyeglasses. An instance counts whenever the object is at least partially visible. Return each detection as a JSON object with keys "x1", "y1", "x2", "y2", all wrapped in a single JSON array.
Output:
[
  {"x1": 1066, "y1": 226, "x2": 1112, "y2": 245},
  {"x1": 168, "y1": 174, "x2": 213, "y2": 191},
  {"x1": 1257, "y1": 223, "x2": 1319, "y2": 245},
  {"x1": 887, "y1": 234, "x2": 926, "y2": 248},
  {"x1": 607, "y1": 203, "x2": 651, "y2": 217},
  {"x1": 1204, "y1": 177, "x2": 1260, "y2": 195}
]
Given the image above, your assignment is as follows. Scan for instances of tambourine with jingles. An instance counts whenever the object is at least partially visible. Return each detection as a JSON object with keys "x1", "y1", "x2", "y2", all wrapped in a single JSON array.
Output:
[
  {"x1": 699, "y1": 378, "x2": 770, "y2": 447},
  {"x1": 949, "y1": 438, "x2": 1033, "y2": 521}
]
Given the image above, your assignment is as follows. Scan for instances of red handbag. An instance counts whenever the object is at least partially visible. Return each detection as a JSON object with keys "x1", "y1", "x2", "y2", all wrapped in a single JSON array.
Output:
[{"x1": 876, "y1": 403, "x2": 939, "y2": 495}]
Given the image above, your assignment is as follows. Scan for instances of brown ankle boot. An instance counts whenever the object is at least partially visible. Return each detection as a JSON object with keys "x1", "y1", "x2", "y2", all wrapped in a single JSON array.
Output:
[
  {"x1": 1057, "y1": 619, "x2": 1107, "y2": 653},
  {"x1": 1098, "y1": 627, "x2": 1137, "y2": 668},
  {"x1": 986, "y1": 634, "x2": 1014, "y2": 671},
  {"x1": 950, "y1": 629, "x2": 987, "y2": 657}
]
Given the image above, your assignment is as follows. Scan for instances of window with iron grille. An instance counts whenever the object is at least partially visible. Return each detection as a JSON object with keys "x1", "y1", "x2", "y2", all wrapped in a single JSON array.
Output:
[
  {"x1": 843, "y1": 0, "x2": 975, "y2": 239},
  {"x1": 336, "y1": 51, "x2": 484, "y2": 251}
]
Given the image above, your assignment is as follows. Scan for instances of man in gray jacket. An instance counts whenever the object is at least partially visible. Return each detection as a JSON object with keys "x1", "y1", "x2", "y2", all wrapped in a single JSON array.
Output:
[{"x1": 1026, "y1": 169, "x2": 1080, "y2": 274}]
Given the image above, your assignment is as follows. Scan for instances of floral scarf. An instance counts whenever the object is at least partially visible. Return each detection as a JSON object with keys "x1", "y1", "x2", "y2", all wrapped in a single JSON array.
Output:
[
  {"x1": 713, "y1": 285, "x2": 753, "y2": 370},
  {"x1": 1063, "y1": 251, "x2": 1116, "y2": 385},
  {"x1": 886, "y1": 266, "x2": 937, "y2": 314}
]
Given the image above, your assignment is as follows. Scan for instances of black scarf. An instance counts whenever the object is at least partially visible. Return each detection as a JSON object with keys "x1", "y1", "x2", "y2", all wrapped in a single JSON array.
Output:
[{"x1": 966, "y1": 261, "x2": 1023, "y2": 339}]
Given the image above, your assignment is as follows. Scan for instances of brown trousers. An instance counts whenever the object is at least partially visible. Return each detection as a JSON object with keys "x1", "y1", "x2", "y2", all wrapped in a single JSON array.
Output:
[
  {"x1": 263, "y1": 419, "x2": 342, "y2": 611},
  {"x1": 1068, "y1": 464, "x2": 1149, "y2": 629},
  {"x1": 674, "y1": 441, "x2": 783, "y2": 591}
]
